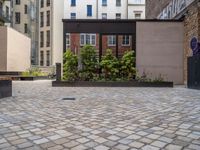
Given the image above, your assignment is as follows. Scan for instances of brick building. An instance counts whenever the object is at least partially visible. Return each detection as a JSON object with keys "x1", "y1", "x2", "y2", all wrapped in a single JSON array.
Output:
[
  {"x1": 146, "y1": 0, "x2": 200, "y2": 84},
  {"x1": 64, "y1": 0, "x2": 145, "y2": 58}
]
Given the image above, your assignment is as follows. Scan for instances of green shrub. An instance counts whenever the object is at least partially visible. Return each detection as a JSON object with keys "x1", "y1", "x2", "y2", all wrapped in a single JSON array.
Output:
[
  {"x1": 121, "y1": 50, "x2": 136, "y2": 80},
  {"x1": 100, "y1": 49, "x2": 120, "y2": 80},
  {"x1": 22, "y1": 67, "x2": 47, "y2": 77},
  {"x1": 63, "y1": 50, "x2": 78, "y2": 81},
  {"x1": 79, "y1": 45, "x2": 98, "y2": 81}
]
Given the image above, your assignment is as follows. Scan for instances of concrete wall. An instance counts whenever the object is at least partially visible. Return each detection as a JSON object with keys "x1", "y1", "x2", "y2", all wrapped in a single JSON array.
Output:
[
  {"x1": 136, "y1": 22, "x2": 184, "y2": 84},
  {"x1": 0, "y1": 26, "x2": 31, "y2": 72},
  {"x1": 0, "y1": 26, "x2": 7, "y2": 71}
]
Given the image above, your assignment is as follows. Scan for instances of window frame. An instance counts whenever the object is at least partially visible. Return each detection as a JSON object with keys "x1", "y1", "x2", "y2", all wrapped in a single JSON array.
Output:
[
  {"x1": 87, "y1": 5, "x2": 92, "y2": 17},
  {"x1": 122, "y1": 35, "x2": 131, "y2": 46},
  {"x1": 107, "y1": 35, "x2": 116, "y2": 46},
  {"x1": 80, "y1": 34, "x2": 96, "y2": 46}
]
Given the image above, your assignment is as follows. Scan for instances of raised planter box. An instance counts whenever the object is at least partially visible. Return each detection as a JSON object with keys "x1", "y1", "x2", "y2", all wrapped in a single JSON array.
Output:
[
  {"x1": 13, "y1": 76, "x2": 50, "y2": 81},
  {"x1": 0, "y1": 79, "x2": 12, "y2": 99},
  {"x1": 52, "y1": 81, "x2": 173, "y2": 87}
]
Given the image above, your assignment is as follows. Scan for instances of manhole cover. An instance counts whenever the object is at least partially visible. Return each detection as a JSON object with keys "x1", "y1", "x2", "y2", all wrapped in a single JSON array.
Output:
[{"x1": 61, "y1": 97, "x2": 76, "y2": 101}]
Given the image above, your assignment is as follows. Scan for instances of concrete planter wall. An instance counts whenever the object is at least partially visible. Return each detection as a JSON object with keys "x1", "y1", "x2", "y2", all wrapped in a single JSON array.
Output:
[
  {"x1": 52, "y1": 81, "x2": 173, "y2": 87},
  {"x1": 0, "y1": 80, "x2": 12, "y2": 98}
]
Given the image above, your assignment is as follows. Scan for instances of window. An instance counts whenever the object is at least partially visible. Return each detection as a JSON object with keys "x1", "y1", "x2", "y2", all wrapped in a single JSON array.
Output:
[
  {"x1": 40, "y1": 12, "x2": 44, "y2": 27},
  {"x1": 102, "y1": 13, "x2": 107, "y2": 19},
  {"x1": 24, "y1": 24, "x2": 28, "y2": 33},
  {"x1": 0, "y1": 2, "x2": 2, "y2": 12},
  {"x1": 16, "y1": 0, "x2": 20, "y2": 5},
  {"x1": 108, "y1": 36, "x2": 116, "y2": 46},
  {"x1": 15, "y1": 12, "x2": 20, "y2": 24},
  {"x1": 80, "y1": 34, "x2": 96, "y2": 46},
  {"x1": 46, "y1": 30, "x2": 50, "y2": 47},
  {"x1": 40, "y1": 31, "x2": 44, "y2": 47},
  {"x1": 41, "y1": 0, "x2": 44, "y2": 8},
  {"x1": 46, "y1": 51, "x2": 50, "y2": 66},
  {"x1": 24, "y1": 5, "x2": 28, "y2": 14},
  {"x1": 87, "y1": 5, "x2": 92, "y2": 17},
  {"x1": 135, "y1": 13, "x2": 141, "y2": 19},
  {"x1": 71, "y1": 0, "x2": 76, "y2": 6},
  {"x1": 70, "y1": 13, "x2": 76, "y2": 19},
  {"x1": 102, "y1": 0, "x2": 107, "y2": 6},
  {"x1": 116, "y1": 0, "x2": 121, "y2": 6},
  {"x1": 66, "y1": 33, "x2": 70, "y2": 49},
  {"x1": 133, "y1": 0, "x2": 142, "y2": 4},
  {"x1": 40, "y1": 51, "x2": 44, "y2": 66},
  {"x1": 122, "y1": 35, "x2": 130, "y2": 46},
  {"x1": 116, "y1": 13, "x2": 121, "y2": 19},
  {"x1": 46, "y1": 11, "x2": 50, "y2": 26},
  {"x1": 47, "y1": 0, "x2": 50, "y2": 6},
  {"x1": 6, "y1": 6, "x2": 9, "y2": 18}
]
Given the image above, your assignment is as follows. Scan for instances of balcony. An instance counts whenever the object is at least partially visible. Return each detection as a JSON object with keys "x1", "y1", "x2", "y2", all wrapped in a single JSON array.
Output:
[{"x1": 0, "y1": 9, "x2": 11, "y2": 23}]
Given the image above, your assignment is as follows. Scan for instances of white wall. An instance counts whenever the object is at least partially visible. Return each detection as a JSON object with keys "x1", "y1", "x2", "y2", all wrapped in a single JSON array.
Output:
[
  {"x1": 64, "y1": 0, "x2": 146, "y2": 19},
  {"x1": 7, "y1": 27, "x2": 31, "y2": 72},
  {"x1": 52, "y1": 0, "x2": 64, "y2": 64},
  {"x1": 97, "y1": 0, "x2": 127, "y2": 19},
  {"x1": 0, "y1": 26, "x2": 31, "y2": 72},
  {"x1": 64, "y1": 0, "x2": 97, "y2": 19}
]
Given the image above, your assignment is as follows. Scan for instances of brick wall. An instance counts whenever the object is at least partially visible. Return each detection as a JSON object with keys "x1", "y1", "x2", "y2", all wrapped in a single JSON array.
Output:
[
  {"x1": 68, "y1": 34, "x2": 132, "y2": 58},
  {"x1": 183, "y1": 2, "x2": 200, "y2": 83},
  {"x1": 146, "y1": 0, "x2": 171, "y2": 19}
]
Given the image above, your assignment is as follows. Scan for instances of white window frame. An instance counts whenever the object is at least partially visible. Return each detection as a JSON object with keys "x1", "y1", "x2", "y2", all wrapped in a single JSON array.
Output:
[
  {"x1": 116, "y1": 13, "x2": 121, "y2": 19},
  {"x1": 102, "y1": 13, "x2": 107, "y2": 19},
  {"x1": 108, "y1": 35, "x2": 116, "y2": 46},
  {"x1": 122, "y1": 35, "x2": 131, "y2": 46},
  {"x1": 80, "y1": 34, "x2": 96, "y2": 46},
  {"x1": 66, "y1": 33, "x2": 70, "y2": 49}
]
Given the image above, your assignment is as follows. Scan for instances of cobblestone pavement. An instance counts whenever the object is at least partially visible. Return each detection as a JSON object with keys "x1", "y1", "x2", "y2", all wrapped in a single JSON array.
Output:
[{"x1": 0, "y1": 81, "x2": 199, "y2": 150}]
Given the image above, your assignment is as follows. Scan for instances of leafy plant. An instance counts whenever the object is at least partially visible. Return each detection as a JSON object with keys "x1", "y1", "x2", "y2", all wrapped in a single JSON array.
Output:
[
  {"x1": 22, "y1": 68, "x2": 47, "y2": 77},
  {"x1": 121, "y1": 50, "x2": 136, "y2": 80},
  {"x1": 63, "y1": 50, "x2": 78, "y2": 81},
  {"x1": 100, "y1": 49, "x2": 120, "y2": 80},
  {"x1": 79, "y1": 45, "x2": 98, "y2": 81}
]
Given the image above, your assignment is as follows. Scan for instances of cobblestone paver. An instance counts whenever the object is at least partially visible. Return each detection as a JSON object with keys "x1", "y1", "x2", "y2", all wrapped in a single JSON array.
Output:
[{"x1": 0, "y1": 81, "x2": 199, "y2": 150}]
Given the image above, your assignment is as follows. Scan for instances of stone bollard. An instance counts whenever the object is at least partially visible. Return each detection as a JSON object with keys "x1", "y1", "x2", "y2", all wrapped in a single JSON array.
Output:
[{"x1": 56, "y1": 63, "x2": 61, "y2": 81}]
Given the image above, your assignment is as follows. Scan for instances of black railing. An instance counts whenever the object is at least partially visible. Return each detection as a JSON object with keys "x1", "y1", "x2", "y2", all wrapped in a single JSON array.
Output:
[{"x1": 0, "y1": 9, "x2": 11, "y2": 23}]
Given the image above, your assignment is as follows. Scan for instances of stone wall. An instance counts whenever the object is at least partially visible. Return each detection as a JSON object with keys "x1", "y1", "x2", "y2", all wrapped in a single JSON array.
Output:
[
  {"x1": 146, "y1": 0, "x2": 171, "y2": 19},
  {"x1": 183, "y1": 1, "x2": 200, "y2": 83}
]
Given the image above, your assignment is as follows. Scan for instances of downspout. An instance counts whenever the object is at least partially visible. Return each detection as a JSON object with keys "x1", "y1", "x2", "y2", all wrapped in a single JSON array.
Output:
[
  {"x1": 96, "y1": 0, "x2": 98, "y2": 19},
  {"x1": 127, "y1": 0, "x2": 128, "y2": 19}
]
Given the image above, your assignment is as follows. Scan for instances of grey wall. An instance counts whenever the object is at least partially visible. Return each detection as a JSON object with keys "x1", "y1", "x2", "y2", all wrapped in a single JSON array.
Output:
[
  {"x1": 0, "y1": 26, "x2": 7, "y2": 71},
  {"x1": 136, "y1": 22, "x2": 184, "y2": 84}
]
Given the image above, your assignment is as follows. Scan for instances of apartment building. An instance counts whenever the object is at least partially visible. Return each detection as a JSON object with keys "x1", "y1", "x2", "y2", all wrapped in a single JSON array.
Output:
[
  {"x1": 38, "y1": 0, "x2": 64, "y2": 67},
  {"x1": 0, "y1": 0, "x2": 11, "y2": 26},
  {"x1": 11, "y1": 0, "x2": 39, "y2": 65},
  {"x1": 63, "y1": 0, "x2": 145, "y2": 58}
]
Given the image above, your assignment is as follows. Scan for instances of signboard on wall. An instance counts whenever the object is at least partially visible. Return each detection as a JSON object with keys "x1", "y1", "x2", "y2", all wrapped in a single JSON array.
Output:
[{"x1": 157, "y1": 0, "x2": 195, "y2": 19}]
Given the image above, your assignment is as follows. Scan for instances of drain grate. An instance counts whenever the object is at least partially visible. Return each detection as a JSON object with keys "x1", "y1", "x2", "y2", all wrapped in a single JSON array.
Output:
[{"x1": 61, "y1": 97, "x2": 76, "y2": 101}]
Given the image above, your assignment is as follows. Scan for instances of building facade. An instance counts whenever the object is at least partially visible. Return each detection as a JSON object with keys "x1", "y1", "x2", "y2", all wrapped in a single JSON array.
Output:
[
  {"x1": 0, "y1": 0, "x2": 11, "y2": 26},
  {"x1": 38, "y1": 0, "x2": 64, "y2": 67},
  {"x1": 63, "y1": 0, "x2": 145, "y2": 59},
  {"x1": 11, "y1": 0, "x2": 39, "y2": 65},
  {"x1": 146, "y1": 0, "x2": 199, "y2": 84}
]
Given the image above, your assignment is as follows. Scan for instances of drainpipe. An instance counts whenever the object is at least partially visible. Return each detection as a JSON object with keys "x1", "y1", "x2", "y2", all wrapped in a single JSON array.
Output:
[
  {"x1": 127, "y1": 0, "x2": 128, "y2": 19},
  {"x1": 96, "y1": 0, "x2": 98, "y2": 19}
]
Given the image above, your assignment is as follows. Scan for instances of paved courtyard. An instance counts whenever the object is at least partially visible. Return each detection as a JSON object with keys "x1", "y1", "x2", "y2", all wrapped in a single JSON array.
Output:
[{"x1": 0, "y1": 81, "x2": 199, "y2": 150}]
